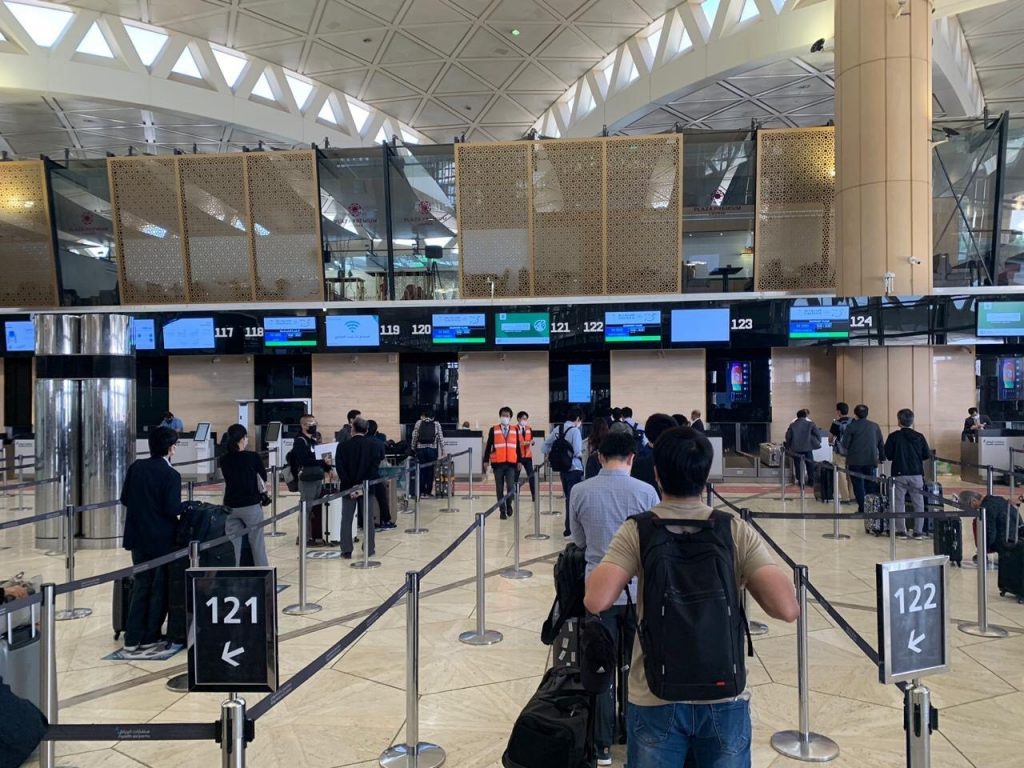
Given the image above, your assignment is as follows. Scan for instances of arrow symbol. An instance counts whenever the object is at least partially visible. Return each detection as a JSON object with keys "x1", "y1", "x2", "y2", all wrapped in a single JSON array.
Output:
[
  {"x1": 222, "y1": 642, "x2": 245, "y2": 667},
  {"x1": 908, "y1": 629, "x2": 924, "y2": 654}
]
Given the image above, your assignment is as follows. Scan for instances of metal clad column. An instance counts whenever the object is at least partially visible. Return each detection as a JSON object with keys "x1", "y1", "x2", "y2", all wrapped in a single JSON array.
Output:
[
  {"x1": 80, "y1": 314, "x2": 135, "y2": 548},
  {"x1": 34, "y1": 314, "x2": 81, "y2": 547}
]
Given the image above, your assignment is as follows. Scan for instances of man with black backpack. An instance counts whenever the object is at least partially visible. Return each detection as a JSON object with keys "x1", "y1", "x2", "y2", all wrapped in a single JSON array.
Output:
[
  {"x1": 543, "y1": 406, "x2": 585, "y2": 538},
  {"x1": 584, "y1": 426, "x2": 799, "y2": 767},
  {"x1": 411, "y1": 407, "x2": 444, "y2": 498}
]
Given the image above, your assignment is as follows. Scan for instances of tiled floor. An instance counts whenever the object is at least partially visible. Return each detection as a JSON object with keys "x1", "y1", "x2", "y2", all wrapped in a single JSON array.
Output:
[{"x1": 2, "y1": 477, "x2": 1022, "y2": 767}]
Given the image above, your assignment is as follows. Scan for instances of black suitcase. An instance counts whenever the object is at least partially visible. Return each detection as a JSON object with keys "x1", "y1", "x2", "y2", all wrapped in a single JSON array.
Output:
[
  {"x1": 502, "y1": 666, "x2": 595, "y2": 768},
  {"x1": 864, "y1": 494, "x2": 886, "y2": 535},
  {"x1": 922, "y1": 481, "x2": 943, "y2": 535},
  {"x1": 112, "y1": 577, "x2": 133, "y2": 640},
  {"x1": 814, "y1": 463, "x2": 834, "y2": 503},
  {"x1": 933, "y1": 516, "x2": 963, "y2": 567}
]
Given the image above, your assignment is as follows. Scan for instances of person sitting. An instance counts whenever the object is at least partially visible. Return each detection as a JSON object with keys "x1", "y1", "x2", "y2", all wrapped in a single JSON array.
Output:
[{"x1": 158, "y1": 411, "x2": 184, "y2": 433}]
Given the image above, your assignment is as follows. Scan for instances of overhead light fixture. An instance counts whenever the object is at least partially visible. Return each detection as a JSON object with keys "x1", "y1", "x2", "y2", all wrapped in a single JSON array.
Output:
[{"x1": 511, "y1": 28, "x2": 521, "y2": 36}]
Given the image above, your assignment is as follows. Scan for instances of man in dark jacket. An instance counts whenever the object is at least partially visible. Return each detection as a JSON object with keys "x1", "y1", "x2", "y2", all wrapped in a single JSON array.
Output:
[
  {"x1": 884, "y1": 408, "x2": 932, "y2": 538},
  {"x1": 335, "y1": 417, "x2": 380, "y2": 558},
  {"x1": 119, "y1": 426, "x2": 181, "y2": 657},
  {"x1": 840, "y1": 404, "x2": 886, "y2": 514},
  {"x1": 784, "y1": 409, "x2": 824, "y2": 488},
  {"x1": 0, "y1": 675, "x2": 47, "y2": 768},
  {"x1": 335, "y1": 409, "x2": 361, "y2": 444},
  {"x1": 630, "y1": 413, "x2": 678, "y2": 498}
]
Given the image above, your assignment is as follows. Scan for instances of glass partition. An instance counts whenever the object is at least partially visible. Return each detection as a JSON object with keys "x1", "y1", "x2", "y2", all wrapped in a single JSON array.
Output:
[{"x1": 997, "y1": 118, "x2": 1024, "y2": 284}]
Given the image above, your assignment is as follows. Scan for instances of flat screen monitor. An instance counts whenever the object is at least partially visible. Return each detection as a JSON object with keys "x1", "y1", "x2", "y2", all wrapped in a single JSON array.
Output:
[
  {"x1": 568, "y1": 364, "x2": 592, "y2": 403},
  {"x1": 130, "y1": 318, "x2": 156, "y2": 351},
  {"x1": 432, "y1": 313, "x2": 486, "y2": 345},
  {"x1": 264, "y1": 317, "x2": 317, "y2": 348},
  {"x1": 194, "y1": 422, "x2": 211, "y2": 442},
  {"x1": 977, "y1": 301, "x2": 1024, "y2": 337},
  {"x1": 670, "y1": 308, "x2": 730, "y2": 343},
  {"x1": 726, "y1": 361, "x2": 752, "y2": 403},
  {"x1": 788, "y1": 306, "x2": 850, "y2": 340},
  {"x1": 163, "y1": 317, "x2": 215, "y2": 350},
  {"x1": 495, "y1": 312, "x2": 550, "y2": 346},
  {"x1": 325, "y1": 315, "x2": 380, "y2": 348},
  {"x1": 997, "y1": 357, "x2": 1024, "y2": 401},
  {"x1": 604, "y1": 310, "x2": 662, "y2": 344},
  {"x1": 3, "y1": 320, "x2": 34, "y2": 352}
]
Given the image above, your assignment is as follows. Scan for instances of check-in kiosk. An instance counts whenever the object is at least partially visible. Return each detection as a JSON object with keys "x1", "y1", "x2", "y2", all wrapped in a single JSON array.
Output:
[{"x1": 442, "y1": 429, "x2": 484, "y2": 478}]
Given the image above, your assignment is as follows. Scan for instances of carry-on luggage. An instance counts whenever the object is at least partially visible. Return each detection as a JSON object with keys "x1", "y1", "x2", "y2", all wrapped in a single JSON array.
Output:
[
  {"x1": 552, "y1": 617, "x2": 581, "y2": 669},
  {"x1": 0, "y1": 674, "x2": 47, "y2": 768},
  {"x1": 814, "y1": 462, "x2": 834, "y2": 503},
  {"x1": 502, "y1": 666, "x2": 596, "y2": 768},
  {"x1": 1, "y1": 608, "x2": 40, "y2": 708},
  {"x1": 997, "y1": 511, "x2": 1024, "y2": 602},
  {"x1": 759, "y1": 442, "x2": 783, "y2": 468},
  {"x1": 933, "y1": 516, "x2": 963, "y2": 567},
  {"x1": 112, "y1": 576, "x2": 133, "y2": 641},
  {"x1": 864, "y1": 493, "x2": 886, "y2": 535}
]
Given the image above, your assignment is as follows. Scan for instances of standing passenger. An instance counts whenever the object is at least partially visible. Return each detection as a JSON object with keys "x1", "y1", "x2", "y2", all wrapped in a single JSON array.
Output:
[
  {"x1": 411, "y1": 408, "x2": 444, "y2": 497},
  {"x1": 884, "y1": 409, "x2": 932, "y2": 539},
  {"x1": 543, "y1": 406, "x2": 585, "y2": 538},
  {"x1": 482, "y1": 407, "x2": 522, "y2": 519},
  {"x1": 220, "y1": 424, "x2": 269, "y2": 566},
  {"x1": 515, "y1": 411, "x2": 537, "y2": 502},
  {"x1": 840, "y1": 404, "x2": 886, "y2": 515},
  {"x1": 291, "y1": 414, "x2": 332, "y2": 543}
]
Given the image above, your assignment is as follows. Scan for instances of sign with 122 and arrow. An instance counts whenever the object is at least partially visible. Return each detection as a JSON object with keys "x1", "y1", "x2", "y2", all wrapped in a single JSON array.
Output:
[
  {"x1": 876, "y1": 556, "x2": 951, "y2": 684},
  {"x1": 186, "y1": 567, "x2": 279, "y2": 693}
]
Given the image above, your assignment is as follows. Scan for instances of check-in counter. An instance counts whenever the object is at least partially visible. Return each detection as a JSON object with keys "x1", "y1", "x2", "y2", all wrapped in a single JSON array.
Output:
[
  {"x1": 136, "y1": 436, "x2": 217, "y2": 480},
  {"x1": 441, "y1": 429, "x2": 547, "y2": 478},
  {"x1": 960, "y1": 431, "x2": 1024, "y2": 483},
  {"x1": 14, "y1": 438, "x2": 34, "y2": 479},
  {"x1": 709, "y1": 436, "x2": 724, "y2": 480}
]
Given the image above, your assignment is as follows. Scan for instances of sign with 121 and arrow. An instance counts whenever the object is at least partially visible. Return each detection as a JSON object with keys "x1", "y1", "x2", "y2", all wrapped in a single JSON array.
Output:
[
  {"x1": 876, "y1": 556, "x2": 951, "y2": 684},
  {"x1": 186, "y1": 567, "x2": 279, "y2": 693}
]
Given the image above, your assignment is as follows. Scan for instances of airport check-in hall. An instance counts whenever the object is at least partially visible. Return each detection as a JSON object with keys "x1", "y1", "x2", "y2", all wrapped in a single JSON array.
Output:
[{"x1": 2, "y1": 0, "x2": 1024, "y2": 767}]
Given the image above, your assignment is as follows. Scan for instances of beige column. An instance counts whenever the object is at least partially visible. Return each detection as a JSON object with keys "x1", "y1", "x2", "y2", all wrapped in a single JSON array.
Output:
[{"x1": 835, "y1": 0, "x2": 933, "y2": 296}]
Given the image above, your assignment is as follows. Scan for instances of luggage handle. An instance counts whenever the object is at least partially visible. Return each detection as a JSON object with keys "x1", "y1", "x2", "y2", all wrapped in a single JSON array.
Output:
[{"x1": 1010, "y1": 502, "x2": 1020, "y2": 546}]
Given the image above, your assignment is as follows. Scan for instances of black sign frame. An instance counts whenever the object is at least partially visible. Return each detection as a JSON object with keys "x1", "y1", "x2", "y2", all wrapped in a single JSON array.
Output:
[
  {"x1": 186, "y1": 566, "x2": 279, "y2": 694},
  {"x1": 876, "y1": 555, "x2": 951, "y2": 684}
]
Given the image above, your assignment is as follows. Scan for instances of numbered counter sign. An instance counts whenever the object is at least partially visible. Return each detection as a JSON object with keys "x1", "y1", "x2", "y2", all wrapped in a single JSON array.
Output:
[
  {"x1": 876, "y1": 556, "x2": 950, "y2": 684},
  {"x1": 186, "y1": 567, "x2": 279, "y2": 693}
]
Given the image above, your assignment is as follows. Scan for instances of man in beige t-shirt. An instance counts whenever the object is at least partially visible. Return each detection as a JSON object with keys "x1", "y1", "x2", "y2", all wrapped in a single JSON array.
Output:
[{"x1": 584, "y1": 427, "x2": 799, "y2": 768}]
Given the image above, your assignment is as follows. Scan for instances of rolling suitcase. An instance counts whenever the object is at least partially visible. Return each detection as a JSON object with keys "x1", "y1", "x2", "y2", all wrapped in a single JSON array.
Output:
[
  {"x1": 502, "y1": 666, "x2": 596, "y2": 768},
  {"x1": 864, "y1": 494, "x2": 886, "y2": 535},
  {"x1": 1, "y1": 610, "x2": 40, "y2": 708},
  {"x1": 759, "y1": 442, "x2": 783, "y2": 468},
  {"x1": 112, "y1": 577, "x2": 133, "y2": 640},
  {"x1": 933, "y1": 516, "x2": 963, "y2": 567},
  {"x1": 922, "y1": 481, "x2": 943, "y2": 536},
  {"x1": 997, "y1": 513, "x2": 1024, "y2": 602},
  {"x1": 814, "y1": 462, "x2": 834, "y2": 503}
]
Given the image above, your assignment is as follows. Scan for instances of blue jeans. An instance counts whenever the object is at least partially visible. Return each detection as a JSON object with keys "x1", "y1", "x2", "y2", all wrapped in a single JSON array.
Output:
[{"x1": 627, "y1": 699, "x2": 751, "y2": 768}]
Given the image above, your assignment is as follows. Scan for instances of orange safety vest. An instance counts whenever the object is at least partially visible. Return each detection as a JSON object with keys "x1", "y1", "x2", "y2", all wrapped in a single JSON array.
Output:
[
  {"x1": 518, "y1": 425, "x2": 533, "y2": 459},
  {"x1": 490, "y1": 424, "x2": 519, "y2": 464}
]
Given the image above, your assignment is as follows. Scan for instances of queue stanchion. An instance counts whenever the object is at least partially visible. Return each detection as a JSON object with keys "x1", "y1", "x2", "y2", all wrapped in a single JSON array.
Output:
[
  {"x1": 739, "y1": 509, "x2": 768, "y2": 635},
  {"x1": 798, "y1": 461, "x2": 806, "y2": 514},
  {"x1": 544, "y1": 462, "x2": 558, "y2": 515},
  {"x1": 283, "y1": 501, "x2": 323, "y2": 614},
  {"x1": 463, "y1": 446, "x2": 479, "y2": 500},
  {"x1": 526, "y1": 461, "x2": 550, "y2": 541},
  {"x1": 39, "y1": 582, "x2": 58, "y2": 768},
  {"x1": 402, "y1": 460, "x2": 414, "y2": 514},
  {"x1": 406, "y1": 465, "x2": 428, "y2": 535},
  {"x1": 267, "y1": 465, "x2": 285, "y2": 538},
  {"x1": 379, "y1": 570, "x2": 446, "y2": 768},
  {"x1": 780, "y1": 458, "x2": 787, "y2": 503},
  {"x1": 888, "y1": 476, "x2": 898, "y2": 560},
  {"x1": 55, "y1": 503, "x2": 91, "y2": 621},
  {"x1": 442, "y1": 456, "x2": 459, "y2": 513},
  {"x1": 459, "y1": 512, "x2": 503, "y2": 646},
  {"x1": 905, "y1": 678, "x2": 934, "y2": 768},
  {"x1": 220, "y1": 695, "x2": 248, "y2": 768},
  {"x1": 351, "y1": 480, "x2": 381, "y2": 570},
  {"x1": 770, "y1": 565, "x2": 839, "y2": 762},
  {"x1": 823, "y1": 463, "x2": 849, "y2": 540},
  {"x1": 958, "y1": 504, "x2": 1008, "y2": 638},
  {"x1": 167, "y1": 541, "x2": 203, "y2": 692},
  {"x1": 187, "y1": 480, "x2": 195, "y2": 504},
  {"x1": 13, "y1": 461, "x2": 29, "y2": 511},
  {"x1": 45, "y1": 478, "x2": 68, "y2": 557},
  {"x1": 501, "y1": 483, "x2": 532, "y2": 580}
]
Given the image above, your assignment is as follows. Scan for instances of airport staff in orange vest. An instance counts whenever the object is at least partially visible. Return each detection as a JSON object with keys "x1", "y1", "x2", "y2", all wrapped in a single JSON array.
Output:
[
  {"x1": 482, "y1": 406, "x2": 522, "y2": 519},
  {"x1": 515, "y1": 410, "x2": 538, "y2": 503}
]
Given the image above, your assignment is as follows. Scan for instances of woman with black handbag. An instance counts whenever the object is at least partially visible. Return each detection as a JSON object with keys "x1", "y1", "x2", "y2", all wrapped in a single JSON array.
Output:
[{"x1": 219, "y1": 424, "x2": 270, "y2": 567}]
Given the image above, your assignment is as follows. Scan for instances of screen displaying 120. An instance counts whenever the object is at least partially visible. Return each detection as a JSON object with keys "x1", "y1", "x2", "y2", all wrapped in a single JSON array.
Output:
[
  {"x1": 788, "y1": 306, "x2": 851, "y2": 340},
  {"x1": 433, "y1": 314, "x2": 486, "y2": 344},
  {"x1": 495, "y1": 312, "x2": 549, "y2": 346},
  {"x1": 264, "y1": 317, "x2": 317, "y2": 348},
  {"x1": 605, "y1": 311, "x2": 662, "y2": 343}
]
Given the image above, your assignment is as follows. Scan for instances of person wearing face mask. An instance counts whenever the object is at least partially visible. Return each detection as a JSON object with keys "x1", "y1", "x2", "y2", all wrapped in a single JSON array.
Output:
[
  {"x1": 291, "y1": 414, "x2": 333, "y2": 542},
  {"x1": 514, "y1": 410, "x2": 538, "y2": 503},
  {"x1": 219, "y1": 424, "x2": 269, "y2": 566},
  {"x1": 482, "y1": 406, "x2": 523, "y2": 519}
]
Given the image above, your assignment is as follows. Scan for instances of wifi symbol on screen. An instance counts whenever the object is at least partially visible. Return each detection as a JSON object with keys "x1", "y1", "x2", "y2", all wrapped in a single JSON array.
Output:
[{"x1": 345, "y1": 321, "x2": 361, "y2": 333}]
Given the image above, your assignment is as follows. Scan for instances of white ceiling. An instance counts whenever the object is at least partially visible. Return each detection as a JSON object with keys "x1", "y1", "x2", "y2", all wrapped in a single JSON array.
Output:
[
  {"x1": 960, "y1": 1, "x2": 1024, "y2": 116},
  {"x1": 65, "y1": 0, "x2": 681, "y2": 142}
]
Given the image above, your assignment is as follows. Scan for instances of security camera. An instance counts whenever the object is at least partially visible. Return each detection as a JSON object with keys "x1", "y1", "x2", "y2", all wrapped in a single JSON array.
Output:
[
  {"x1": 908, "y1": 256, "x2": 922, "y2": 266},
  {"x1": 809, "y1": 38, "x2": 833, "y2": 54}
]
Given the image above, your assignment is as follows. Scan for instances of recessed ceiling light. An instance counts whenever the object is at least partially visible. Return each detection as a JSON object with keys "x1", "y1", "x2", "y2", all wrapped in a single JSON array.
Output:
[{"x1": 511, "y1": 28, "x2": 521, "y2": 36}]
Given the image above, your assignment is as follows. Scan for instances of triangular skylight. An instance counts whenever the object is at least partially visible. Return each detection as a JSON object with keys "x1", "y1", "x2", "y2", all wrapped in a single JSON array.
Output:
[
  {"x1": 0, "y1": 31, "x2": 6, "y2": 41},
  {"x1": 620, "y1": 49, "x2": 638, "y2": 86},
  {"x1": 740, "y1": 0, "x2": 759, "y2": 22},
  {"x1": 702, "y1": 0, "x2": 722, "y2": 27},
  {"x1": 213, "y1": 49, "x2": 247, "y2": 88},
  {"x1": 642, "y1": 26, "x2": 662, "y2": 68},
  {"x1": 76, "y1": 22, "x2": 113, "y2": 58},
  {"x1": 171, "y1": 47, "x2": 202, "y2": 79},
  {"x1": 771, "y1": 0, "x2": 786, "y2": 12},
  {"x1": 7, "y1": 1, "x2": 73, "y2": 47},
  {"x1": 375, "y1": 125, "x2": 388, "y2": 144},
  {"x1": 348, "y1": 100, "x2": 370, "y2": 132},
  {"x1": 125, "y1": 25, "x2": 167, "y2": 67},
  {"x1": 577, "y1": 79, "x2": 595, "y2": 116},
  {"x1": 286, "y1": 75, "x2": 313, "y2": 109},
  {"x1": 251, "y1": 73, "x2": 275, "y2": 101},
  {"x1": 401, "y1": 129, "x2": 418, "y2": 144},
  {"x1": 317, "y1": 100, "x2": 338, "y2": 124}
]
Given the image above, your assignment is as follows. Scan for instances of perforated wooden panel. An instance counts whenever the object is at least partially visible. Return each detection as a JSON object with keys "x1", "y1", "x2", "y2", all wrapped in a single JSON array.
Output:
[
  {"x1": 755, "y1": 127, "x2": 836, "y2": 291},
  {"x1": 455, "y1": 143, "x2": 532, "y2": 298},
  {"x1": 0, "y1": 160, "x2": 58, "y2": 307},
  {"x1": 244, "y1": 151, "x2": 324, "y2": 302},
  {"x1": 606, "y1": 136, "x2": 682, "y2": 295},
  {"x1": 533, "y1": 140, "x2": 604, "y2": 297},
  {"x1": 109, "y1": 156, "x2": 188, "y2": 304},
  {"x1": 178, "y1": 155, "x2": 255, "y2": 302}
]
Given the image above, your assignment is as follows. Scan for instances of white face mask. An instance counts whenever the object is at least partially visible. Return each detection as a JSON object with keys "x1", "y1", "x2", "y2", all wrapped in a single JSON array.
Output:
[
  {"x1": 500, "y1": 416, "x2": 511, "y2": 426},
  {"x1": 519, "y1": 419, "x2": 528, "y2": 427}
]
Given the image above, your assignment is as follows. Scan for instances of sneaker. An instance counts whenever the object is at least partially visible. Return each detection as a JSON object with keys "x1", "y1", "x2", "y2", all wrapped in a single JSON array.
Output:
[
  {"x1": 597, "y1": 747, "x2": 612, "y2": 766},
  {"x1": 895, "y1": 531, "x2": 909, "y2": 539},
  {"x1": 341, "y1": 552, "x2": 352, "y2": 559},
  {"x1": 383, "y1": 522, "x2": 397, "y2": 529}
]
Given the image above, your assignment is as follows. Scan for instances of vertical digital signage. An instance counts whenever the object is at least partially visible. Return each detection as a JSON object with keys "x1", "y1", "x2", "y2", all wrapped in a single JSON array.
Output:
[
  {"x1": 997, "y1": 357, "x2": 1024, "y2": 401},
  {"x1": 3, "y1": 320, "x2": 34, "y2": 352},
  {"x1": 726, "y1": 361, "x2": 752, "y2": 403},
  {"x1": 130, "y1": 318, "x2": 157, "y2": 351},
  {"x1": 568, "y1": 364, "x2": 592, "y2": 403}
]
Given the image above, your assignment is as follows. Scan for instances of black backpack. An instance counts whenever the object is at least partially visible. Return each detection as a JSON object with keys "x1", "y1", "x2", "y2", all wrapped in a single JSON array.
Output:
[
  {"x1": 418, "y1": 419, "x2": 437, "y2": 446},
  {"x1": 502, "y1": 666, "x2": 595, "y2": 768},
  {"x1": 549, "y1": 425, "x2": 576, "y2": 473},
  {"x1": 541, "y1": 543, "x2": 587, "y2": 645},
  {"x1": 631, "y1": 510, "x2": 752, "y2": 701},
  {"x1": 629, "y1": 422, "x2": 646, "y2": 455}
]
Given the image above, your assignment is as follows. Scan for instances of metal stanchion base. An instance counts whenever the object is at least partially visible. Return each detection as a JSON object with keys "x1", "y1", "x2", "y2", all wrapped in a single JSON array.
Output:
[
  {"x1": 266, "y1": 531, "x2": 287, "y2": 538},
  {"x1": 380, "y1": 742, "x2": 447, "y2": 768},
  {"x1": 542, "y1": 509, "x2": 560, "y2": 516},
  {"x1": 44, "y1": 549, "x2": 64, "y2": 557},
  {"x1": 525, "y1": 533, "x2": 550, "y2": 541},
  {"x1": 439, "y1": 507, "x2": 460, "y2": 514},
  {"x1": 459, "y1": 629, "x2": 503, "y2": 645},
  {"x1": 283, "y1": 602, "x2": 323, "y2": 615},
  {"x1": 770, "y1": 730, "x2": 839, "y2": 762},
  {"x1": 55, "y1": 607, "x2": 92, "y2": 621},
  {"x1": 748, "y1": 620, "x2": 769, "y2": 636},
  {"x1": 462, "y1": 493, "x2": 479, "y2": 500},
  {"x1": 351, "y1": 559, "x2": 382, "y2": 570},
  {"x1": 500, "y1": 567, "x2": 533, "y2": 580},
  {"x1": 166, "y1": 673, "x2": 190, "y2": 692},
  {"x1": 958, "y1": 622, "x2": 1009, "y2": 638},
  {"x1": 821, "y1": 532, "x2": 851, "y2": 540},
  {"x1": 405, "y1": 527, "x2": 430, "y2": 534}
]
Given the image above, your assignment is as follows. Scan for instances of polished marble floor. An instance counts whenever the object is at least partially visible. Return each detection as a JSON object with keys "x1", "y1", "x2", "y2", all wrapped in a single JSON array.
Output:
[{"x1": 2, "y1": 475, "x2": 1022, "y2": 767}]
